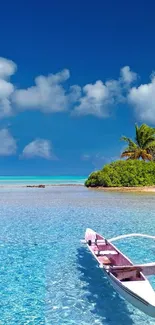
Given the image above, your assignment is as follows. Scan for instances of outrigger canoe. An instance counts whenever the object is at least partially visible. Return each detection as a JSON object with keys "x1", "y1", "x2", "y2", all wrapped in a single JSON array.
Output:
[{"x1": 81, "y1": 228, "x2": 155, "y2": 317}]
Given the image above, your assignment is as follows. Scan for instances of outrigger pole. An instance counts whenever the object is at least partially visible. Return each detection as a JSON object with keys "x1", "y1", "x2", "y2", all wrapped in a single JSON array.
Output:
[{"x1": 109, "y1": 233, "x2": 155, "y2": 242}]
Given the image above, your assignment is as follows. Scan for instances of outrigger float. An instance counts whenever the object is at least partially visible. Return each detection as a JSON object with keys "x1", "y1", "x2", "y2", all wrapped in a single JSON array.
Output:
[{"x1": 81, "y1": 228, "x2": 155, "y2": 317}]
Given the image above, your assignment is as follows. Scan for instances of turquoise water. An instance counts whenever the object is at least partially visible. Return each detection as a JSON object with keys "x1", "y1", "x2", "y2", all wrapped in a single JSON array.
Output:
[
  {"x1": 0, "y1": 186, "x2": 155, "y2": 324},
  {"x1": 0, "y1": 176, "x2": 86, "y2": 185}
]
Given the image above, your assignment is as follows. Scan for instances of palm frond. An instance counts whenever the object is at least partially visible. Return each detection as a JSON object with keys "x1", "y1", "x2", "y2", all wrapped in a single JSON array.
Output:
[
  {"x1": 121, "y1": 151, "x2": 135, "y2": 158},
  {"x1": 121, "y1": 124, "x2": 155, "y2": 161},
  {"x1": 139, "y1": 124, "x2": 155, "y2": 148},
  {"x1": 134, "y1": 149, "x2": 141, "y2": 160},
  {"x1": 121, "y1": 136, "x2": 137, "y2": 148},
  {"x1": 143, "y1": 139, "x2": 155, "y2": 149},
  {"x1": 141, "y1": 151, "x2": 152, "y2": 161}
]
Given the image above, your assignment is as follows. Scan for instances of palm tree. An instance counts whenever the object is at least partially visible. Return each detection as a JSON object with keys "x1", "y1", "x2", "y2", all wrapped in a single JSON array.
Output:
[{"x1": 121, "y1": 124, "x2": 155, "y2": 161}]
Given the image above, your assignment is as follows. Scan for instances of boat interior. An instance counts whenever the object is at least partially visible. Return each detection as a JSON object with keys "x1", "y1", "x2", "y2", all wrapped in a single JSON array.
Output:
[{"x1": 89, "y1": 233, "x2": 144, "y2": 282}]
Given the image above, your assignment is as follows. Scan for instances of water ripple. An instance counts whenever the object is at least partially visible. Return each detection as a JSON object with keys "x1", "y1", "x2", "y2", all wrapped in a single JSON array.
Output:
[{"x1": 0, "y1": 187, "x2": 154, "y2": 324}]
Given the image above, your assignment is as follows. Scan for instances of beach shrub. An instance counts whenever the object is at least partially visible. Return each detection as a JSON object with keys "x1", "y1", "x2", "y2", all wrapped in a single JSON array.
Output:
[{"x1": 85, "y1": 160, "x2": 155, "y2": 187}]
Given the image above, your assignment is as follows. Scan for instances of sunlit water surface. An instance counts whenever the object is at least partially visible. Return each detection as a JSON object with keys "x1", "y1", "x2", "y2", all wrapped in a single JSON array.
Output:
[{"x1": 0, "y1": 186, "x2": 155, "y2": 324}]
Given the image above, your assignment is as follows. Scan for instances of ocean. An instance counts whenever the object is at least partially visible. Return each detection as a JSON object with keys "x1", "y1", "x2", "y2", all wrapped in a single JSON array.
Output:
[
  {"x1": 0, "y1": 176, "x2": 86, "y2": 185},
  {"x1": 0, "y1": 185, "x2": 155, "y2": 324}
]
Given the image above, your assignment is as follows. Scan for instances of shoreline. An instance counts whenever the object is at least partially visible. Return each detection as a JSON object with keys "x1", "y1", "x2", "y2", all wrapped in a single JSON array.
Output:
[
  {"x1": 89, "y1": 186, "x2": 155, "y2": 193},
  {"x1": 0, "y1": 184, "x2": 155, "y2": 193},
  {"x1": 0, "y1": 184, "x2": 84, "y2": 188}
]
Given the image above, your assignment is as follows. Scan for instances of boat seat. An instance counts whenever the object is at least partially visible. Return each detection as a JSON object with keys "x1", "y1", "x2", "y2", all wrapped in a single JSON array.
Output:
[
  {"x1": 95, "y1": 250, "x2": 118, "y2": 256},
  {"x1": 96, "y1": 239, "x2": 106, "y2": 244},
  {"x1": 92, "y1": 239, "x2": 106, "y2": 245}
]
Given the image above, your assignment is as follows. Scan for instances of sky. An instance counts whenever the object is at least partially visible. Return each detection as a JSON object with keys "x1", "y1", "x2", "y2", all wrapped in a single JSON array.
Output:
[{"x1": 0, "y1": 0, "x2": 155, "y2": 175}]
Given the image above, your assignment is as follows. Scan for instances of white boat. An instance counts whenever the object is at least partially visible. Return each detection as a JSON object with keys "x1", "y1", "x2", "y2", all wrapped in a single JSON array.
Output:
[{"x1": 81, "y1": 228, "x2": 155, "y2": 317}]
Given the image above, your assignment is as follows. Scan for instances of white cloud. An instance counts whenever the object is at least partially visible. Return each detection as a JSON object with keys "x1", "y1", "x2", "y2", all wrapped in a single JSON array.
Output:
[
  {"x1": 22, "y1": 139, "x2": 57, "y2": 160},
  {"x1": 0, "y1": 58, "x2": 16, "y2": 118},
  {"x1": 0, "y1": 57, "x2": 17, "y2": 79},
  {"x1": 128, "y1": 76, "x2": 155, "y2": 122},
  {"x1": 120, "y1": 66, "x2": 137, "y2": 84},
  {"x1": 0, "y1": 98, "x2": 13, "y2": 118},
  {"x1": 12, "y1": 63, "x2": 138, "y2": 118},
  {"x1": 0, "y1": 79, "x2": 14, "y2": 118},
  {"x1": 13, "y1": 69, "x2": 81, "y2": 113},
  {"x1": 0, "y1": 128, "x2": 17, "y2": 156},
  {"x1": 0, "y1": 58, "x2": 142, "y2": 120},
  {"x1": 0, "y1": 79, "x2": 14, "y2": 98},
  {"x1": 73, "y1": 66, "x2": 137, "y2": 117},
  {"x1": 74, "y1": 80, "x2": 111, "y2": 117}
]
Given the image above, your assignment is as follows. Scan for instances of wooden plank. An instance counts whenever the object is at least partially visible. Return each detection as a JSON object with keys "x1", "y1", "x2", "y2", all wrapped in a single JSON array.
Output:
[{"x1": 110, "y1": 263, "x2": 155, "y2": 276}]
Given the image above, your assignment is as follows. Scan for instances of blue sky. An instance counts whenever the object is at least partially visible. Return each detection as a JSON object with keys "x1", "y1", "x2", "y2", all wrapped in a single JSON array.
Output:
[{"x1": 0, "y1": 0, "x2": 155, "y2": 175}]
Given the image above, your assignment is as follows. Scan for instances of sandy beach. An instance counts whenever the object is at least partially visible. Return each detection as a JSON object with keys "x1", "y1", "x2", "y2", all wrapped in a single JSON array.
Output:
[{"x1": 90, "y1": 186, "x2": 155, "y2": 193}]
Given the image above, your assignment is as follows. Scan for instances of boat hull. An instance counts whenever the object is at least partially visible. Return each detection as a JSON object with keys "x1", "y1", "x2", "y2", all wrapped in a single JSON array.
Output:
[
  {"x1": 107, "y1": 272, "x2": 155, "y2": 317},
  {"x1": 84, "y1": 228, "x2": 155, "y2": 318}
]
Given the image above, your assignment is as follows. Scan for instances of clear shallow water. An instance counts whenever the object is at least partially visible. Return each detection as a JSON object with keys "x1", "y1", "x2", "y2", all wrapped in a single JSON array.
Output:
[
  {"x1": 0, "y1": 187, "x2": 155, "y2": 324},
  {"x1": 0, "y1": 176, "x2": 86, "y2": 185}
]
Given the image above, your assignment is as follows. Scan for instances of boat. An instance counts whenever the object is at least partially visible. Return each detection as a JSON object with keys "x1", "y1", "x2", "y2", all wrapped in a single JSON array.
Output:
[{"x1": 81, "y1": 228, "x2": 155, "y2": 317}]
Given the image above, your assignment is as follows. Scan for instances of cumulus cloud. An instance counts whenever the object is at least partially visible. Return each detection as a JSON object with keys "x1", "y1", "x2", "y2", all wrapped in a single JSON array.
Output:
[
  {"x1": 128, "y1": 76, "x2": 155, "y2": 123},
  {"x1": 74, "y1": 80, "x2": 111, "y2": 117},
  {"x1": 11, "y1": 62, "x2": 138, "y2": 118},
  {"x1": 0, "y1": 79, "x2": 14, "y2": 98},
  {"x1": 0, "y1": 128, "x2": 17, "y2": 156},
  {"x1": 120, "y1": 66, "x2": 137, "y2": 84},
  {"x1": 74, "y1": 66, "x2": 137, "y2": 117},
  {"x1": 0, "y1": 58, "x2": 16, "y2": 118},
  {"x1": 13, "y1": 69, "x2": 81, "y2": 113},
  {"x1": 0, "y1": 79, "x2": 14, "y2": 118},
  {"x1": 22, "y1": 139, "x2": 57, "y2": 160},
  {"x1": 0, "y1": 57, "x2": 142, "y2": 120},
  {"x1": 0, "y1": 57, "x2": 17, "y2": 79}
]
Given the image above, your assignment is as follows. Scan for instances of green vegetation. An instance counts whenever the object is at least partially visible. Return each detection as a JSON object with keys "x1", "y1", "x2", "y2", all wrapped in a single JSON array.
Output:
[
  {"x1": 85, "y1": 160, "x2": 155, "y2": 187},
  {"x1": 121, "y1": 124, "x2": 155, "y2": 161},
  {"x1": 85, "y1": 123, "x2": 155, "y2": 188}
]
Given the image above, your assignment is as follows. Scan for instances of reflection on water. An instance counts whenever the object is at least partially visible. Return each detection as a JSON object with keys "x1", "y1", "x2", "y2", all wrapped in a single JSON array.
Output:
[
  {"x1": 77, "y1": 247, "x2": 134, "y2": 325},
  {"x1": 0, "y1": 186, "x2": 155, "y2": 324}
]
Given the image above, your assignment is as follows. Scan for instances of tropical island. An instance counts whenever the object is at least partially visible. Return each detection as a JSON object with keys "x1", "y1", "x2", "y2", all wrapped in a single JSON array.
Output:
[{"x1": 85, "y1": 124, "x2": 155, "y2": 191}]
